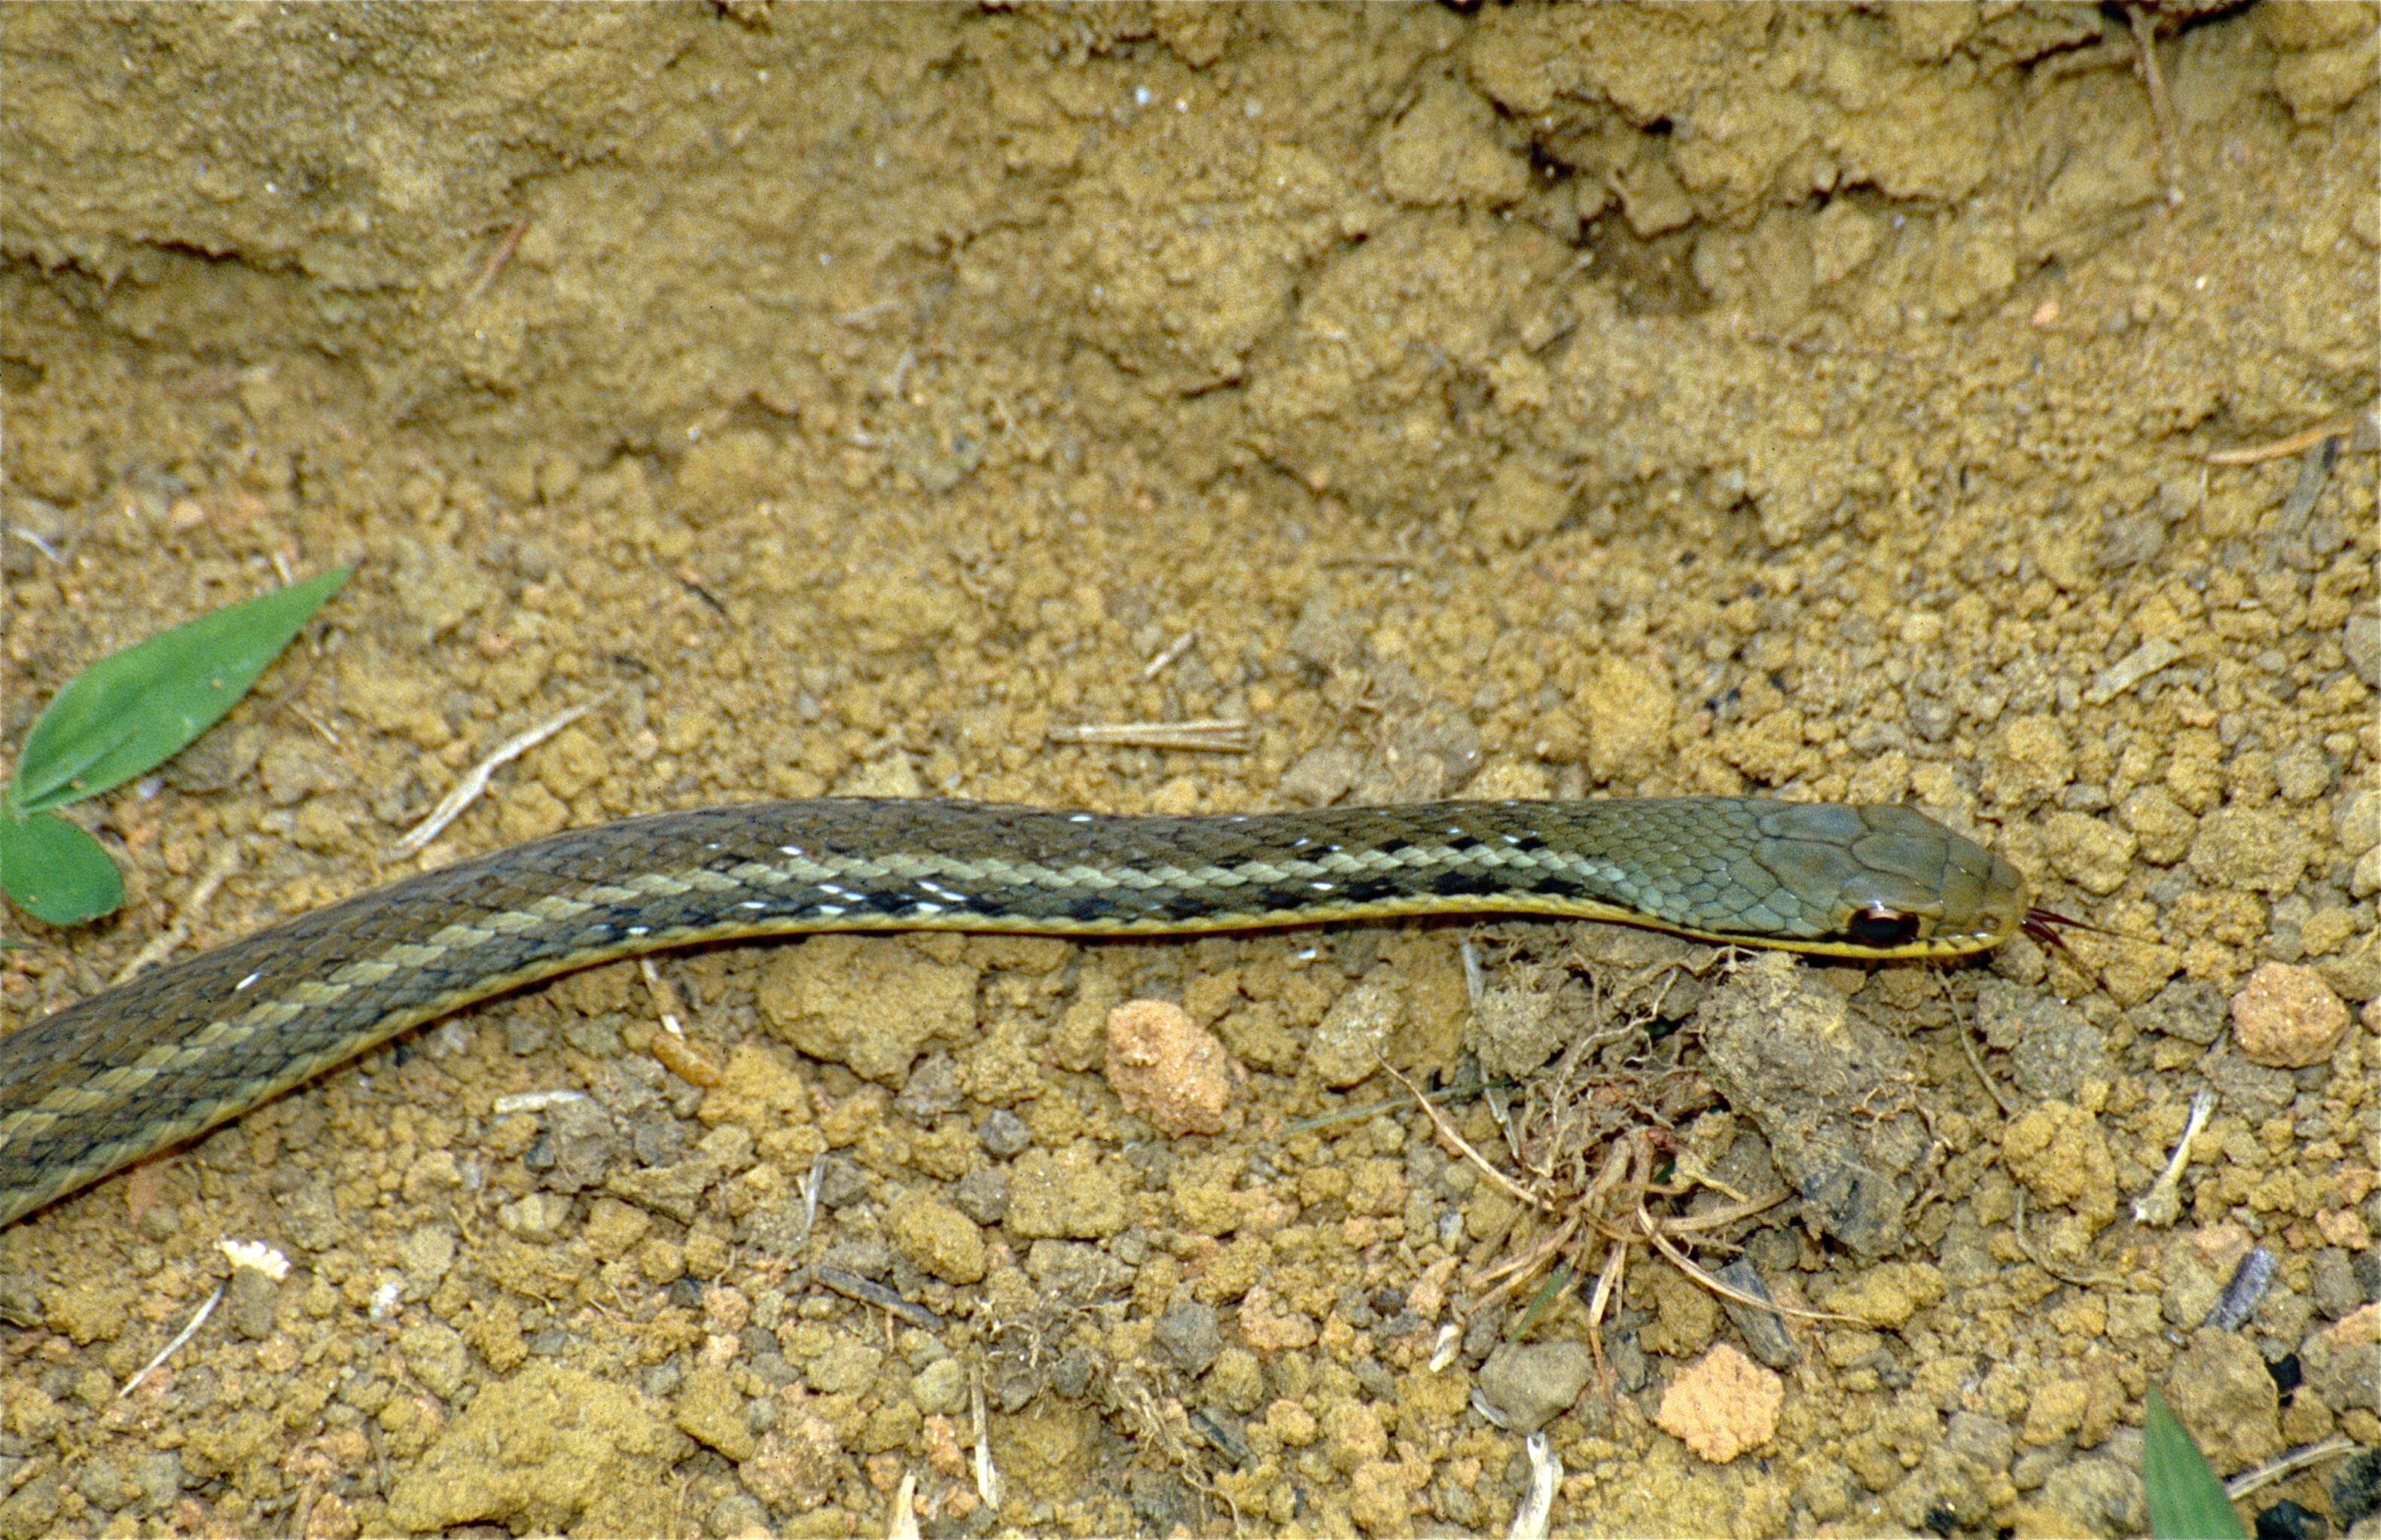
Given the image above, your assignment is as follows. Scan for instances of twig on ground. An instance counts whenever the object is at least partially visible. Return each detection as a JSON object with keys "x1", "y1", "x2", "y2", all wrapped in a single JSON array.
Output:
[{"x1": 391, "y1": 694, "x2": 607, "y2": 858}]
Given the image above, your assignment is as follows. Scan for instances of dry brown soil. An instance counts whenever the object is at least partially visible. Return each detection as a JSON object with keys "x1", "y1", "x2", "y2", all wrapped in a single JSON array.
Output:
[{"x1": 2, "y1": 5, "x2": 2375, "y2": 1537}]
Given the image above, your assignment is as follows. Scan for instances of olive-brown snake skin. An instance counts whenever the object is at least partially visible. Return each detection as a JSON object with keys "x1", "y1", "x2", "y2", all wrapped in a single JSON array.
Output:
[{"x1": 0, "y1": 796, "x2": 2038, "y2": 1227}]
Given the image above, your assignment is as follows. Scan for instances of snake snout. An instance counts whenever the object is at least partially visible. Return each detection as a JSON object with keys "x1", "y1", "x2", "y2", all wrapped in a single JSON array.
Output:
[{"x1": 1838, "y1": 813, "x2": 2032, "y2": 953}]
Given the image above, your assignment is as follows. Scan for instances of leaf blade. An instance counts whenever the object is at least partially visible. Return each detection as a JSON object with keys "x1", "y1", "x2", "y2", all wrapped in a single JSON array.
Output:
[
  {"x1": 2144, "y1": 1386, "x2": 2248, "y2": 1540},
  {"x1": 0, "y1": 811, "x2": 126, "y2": 926},
  {"x1": 10, "y1": 564, "x2": 352, "y2": 814}
]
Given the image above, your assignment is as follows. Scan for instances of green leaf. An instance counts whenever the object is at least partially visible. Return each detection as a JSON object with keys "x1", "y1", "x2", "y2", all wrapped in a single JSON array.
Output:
[
  {"x1": 2144, "y1": 1386, "x2": 2248, "y2": 1540},
  {"x1": 8, "y1": 564, "x2": 352, "y2": 816},
  {"x1": 0, "y1": 810, "x2": 126, "y2": 926}
]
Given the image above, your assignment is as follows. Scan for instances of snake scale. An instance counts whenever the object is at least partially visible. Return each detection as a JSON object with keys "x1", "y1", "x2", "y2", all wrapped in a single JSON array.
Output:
[{"x1": 0, "y1": 794, "x2": 2039, "y2": 1227}]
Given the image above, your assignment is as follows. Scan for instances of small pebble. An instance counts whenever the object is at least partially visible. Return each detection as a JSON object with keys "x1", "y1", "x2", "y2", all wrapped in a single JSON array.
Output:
[
  {"x1": 1715, "y1": 1258, "x2": 1798, "y2": 1368},
  {"x1": 1102, "y1": 999, "x2": 1244, "y2": 1136},
  {"x1": 73, "y1": 1454, "x2": 136, "y2": 1513},
  {"x1": 2298, "y1": 1303, "x2": 2379, "y2": 1418},
  {"x1": 2308, "y1": 1249, "x2": 2364, "y2": 1320},
  {"x1": 526, "y1": 1096, "x2": 623, "y2": 1193},
  {"x1": 894, "y1": 1053, "x2": 963, "y2": 1122},
  {"x1": 979, "y1": 1107, "x2": 1032, "y2": 1158},
  {"x1": 2332, "y1": 1447, "x2": 2381, "y2": 1531},
  {"x1": 1655, "y1": 1343, "x2": 1783, "y2": 1463},
  {"x1": 2346, "y1": 614, "x2": 2381, "y2": 688},
  {"x1": 2253, "y1": 1498, "x2": 2323, "y2": 1540},
  {"x1": 2336, "y1": 789, "x2": 2379, "y2": 898},
  {"x1": 885, "y1": 1190, "x2": 987, "y2": 1285},
  {"x1": 1977, "y1": 977, "x2": 2111, "y2": 1100},
  {"x1": 0, "y1": 1276, "x2": 44, "y2": 1329},
  {"x1": 2230, "y1": 962, "x2": 2349, "y2": 1069},
  {"x1": 2187, "y1": 806, "x2": 2312, "y2": 895},
  {"x1": 224, "y1": 1267, "x2": 281, "y2": 1340},
  {"x1": 812, "y1": 1156, "x2": 870, "y2": 1208},
  {"x1": 819, "y1": 1234, "x2": 893, "y2": 1281},
  {"x1": 2136, "y1": 979, "x2": 2230, "y2": 1045},
  {"x1": 498, "y1": 1191, "x2": 572, "y2": 1243},
  {"x1": 2166, "y1": 1328, "x2": 2286, "y2": 1471},
  {"x1": 675, "y1": 1365, "x2": 758, "y2": 1462},
  {"x1": 953, "y1": 1164, "x2": 1010, "y2": 1225},
  {"x1": 912, "y1": 1357, "x2": 967, "y2": 1414},
  {"x1": 1006, "y1": 1148, "x2": 1126, "y2": 1239},
  {"x1": 1474, "y1": 1339, "x2": 1593, "y2": 1434},
  {"x1": 2084, "y1": 637, "x2": 2182, "y2": 705},
  {"x1": 707, "y1": 1493, "x2": 771, "y2": 1540},
  {"x1": 1154, "y1": 1300, "x2": 1223, "y2": 1376},
  {"x1": 1307, "y1": 976, "x2": 1402, "y2": 1089}
]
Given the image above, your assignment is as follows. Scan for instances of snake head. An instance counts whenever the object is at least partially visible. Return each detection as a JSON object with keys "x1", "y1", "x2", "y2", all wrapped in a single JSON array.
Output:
[
  {"x1": 1752, "y1": 802, "x2": 2032, "y2": 957},
  {"x1": 1838, "y1": 804, "x2": 2031, "y2": 956}
]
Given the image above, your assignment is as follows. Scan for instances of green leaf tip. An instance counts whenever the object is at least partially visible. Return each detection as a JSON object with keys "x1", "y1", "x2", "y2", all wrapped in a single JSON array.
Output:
[
  {"x1": 9, "y1": 563, "x2": 352, "y2": 816},
  {"x1": 2144, "y1": 1386, "x2": 2248, "y2": 1540},
  {"x1": 0, "y1": 811, "x2": 127, "y2": 926}
]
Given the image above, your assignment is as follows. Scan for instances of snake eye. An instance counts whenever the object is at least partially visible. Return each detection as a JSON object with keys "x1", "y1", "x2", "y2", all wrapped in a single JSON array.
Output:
[{"x1": 1846, "y1": 907, "x2": 1923, "y2": 949}]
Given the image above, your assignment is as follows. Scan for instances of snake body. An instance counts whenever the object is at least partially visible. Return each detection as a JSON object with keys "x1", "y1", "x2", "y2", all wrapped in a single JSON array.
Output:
[{"x1": 0, "y1": 795, "x2": 2029, "y2": 1227}]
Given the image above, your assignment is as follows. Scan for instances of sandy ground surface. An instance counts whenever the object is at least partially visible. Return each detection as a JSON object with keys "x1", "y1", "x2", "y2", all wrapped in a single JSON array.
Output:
[{"x1": 2, "y1": 4, "x2": 2376, "y2": 1536}]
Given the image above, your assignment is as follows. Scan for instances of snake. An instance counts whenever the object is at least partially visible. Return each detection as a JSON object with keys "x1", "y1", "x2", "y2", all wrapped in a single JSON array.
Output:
[{"x1": 0, "y1": 794, "x2": 2049, "y2": 1227}]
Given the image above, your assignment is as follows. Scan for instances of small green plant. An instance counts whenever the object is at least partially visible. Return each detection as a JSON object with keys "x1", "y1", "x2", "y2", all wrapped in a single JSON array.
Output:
[
  {"x1": 2, "y1": 564, "x2": 353, "y2": 925},
  {"x1": 2144, "y1": 1386, "x2": 2248, "y2": 1540}
]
